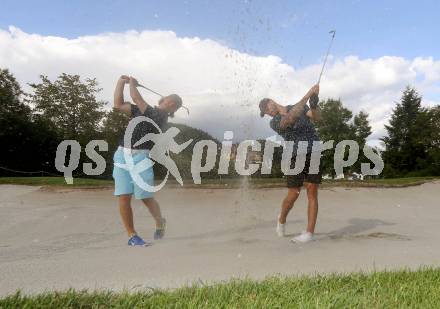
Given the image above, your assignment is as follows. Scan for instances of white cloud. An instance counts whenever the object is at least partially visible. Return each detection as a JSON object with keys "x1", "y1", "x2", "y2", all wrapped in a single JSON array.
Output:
[{"x1": 1, "y1": 26, "x2": 439, "y2": 143}]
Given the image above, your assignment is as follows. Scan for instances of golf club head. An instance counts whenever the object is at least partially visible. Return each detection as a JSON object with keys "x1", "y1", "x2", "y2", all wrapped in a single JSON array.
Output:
[{"x1": 181, "y1": 105, "x2": 190, "y2": 115}]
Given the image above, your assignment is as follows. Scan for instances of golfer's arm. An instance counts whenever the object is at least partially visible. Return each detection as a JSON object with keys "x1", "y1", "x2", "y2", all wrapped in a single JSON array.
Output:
[
  {"x1": 279, "y1": 93, "x2": 311, "y2": 129},
  {"x1": 129, "y1": 81, "x2": 148, "y2": 114},
  {"x1": 113, "y1": 80, "x2": 131, "y2": 115},
  {"x1": 307, "y1": 106, "x2": 321, "y2": 122}
]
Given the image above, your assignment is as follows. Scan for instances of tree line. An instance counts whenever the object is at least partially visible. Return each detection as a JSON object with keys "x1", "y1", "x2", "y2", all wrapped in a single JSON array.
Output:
[{"x1": 0, "y1": 68, "x2": 438, "y2": 179}]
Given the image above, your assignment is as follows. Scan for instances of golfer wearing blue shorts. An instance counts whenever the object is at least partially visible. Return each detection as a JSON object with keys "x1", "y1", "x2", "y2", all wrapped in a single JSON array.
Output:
[{"x1": 113, "y1": 75, "x2": 183, "y2": 246}]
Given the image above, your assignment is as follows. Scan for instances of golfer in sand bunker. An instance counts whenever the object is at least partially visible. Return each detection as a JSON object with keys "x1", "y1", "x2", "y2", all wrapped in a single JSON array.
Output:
[
  {"x1": 112, "y1": 75, "x2": 185, "y2": 247},
  {"x1": 259, "y1": 84, "x2": 322, "y2": 243}
]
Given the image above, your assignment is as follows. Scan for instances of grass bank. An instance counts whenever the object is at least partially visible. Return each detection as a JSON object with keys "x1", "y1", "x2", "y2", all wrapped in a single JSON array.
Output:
[
  {"x1": 1, "y1": 268, "x2": 440, "y2": 308},
  {"x1": 0, "y1": 176, "x2": 113, "y2": 187},
  {"x1": 0, "y1": 176, "x2": 438, "y2": 189}
]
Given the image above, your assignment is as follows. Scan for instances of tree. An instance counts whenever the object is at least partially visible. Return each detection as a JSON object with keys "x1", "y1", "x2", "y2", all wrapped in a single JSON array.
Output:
[
  {"x1": 314, "y1": 99, "x2": 373, "y2": 176},
  {"x1": 352, "y1": 111, "x2": 372, "y2": 144},
  {"x1": 101, "y1": 110, "x2": 130, "y2": 177},
  {"x1": 315, "y1": 99, "x2": 354, "y2": 177},
  {"x1": 423, "y1": 105, "x2": 440, "y2": 176},
  {"x1": 381, "y1": 86, "x2": 432, "y2": 177},
  {"x1": 0, "y1": 68, "x2": 29, "y2": 117},
  {"x1": 102, "y1": 109, "x2": 130, "y2": 150},
  {"x1": 29, "y1": 74, "x2": 105, "y2": 145},
  {"x1": 351, "y1": 111, "x2": 372, "y2": 173},
  {"x1": 428, "y1": 105, "x2": 440, "y2": 176},
  {"x1": 0, "y1": 68, "x2": 60, "y2": 175}
]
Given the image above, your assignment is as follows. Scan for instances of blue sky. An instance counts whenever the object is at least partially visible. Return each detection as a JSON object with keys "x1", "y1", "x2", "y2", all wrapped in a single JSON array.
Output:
[
  {"x1": 1, "y1": 1, "x2": 440, "y2": 143},
  {"x1": 2, "y1": 0, "x2": 440, "y2": 69}
]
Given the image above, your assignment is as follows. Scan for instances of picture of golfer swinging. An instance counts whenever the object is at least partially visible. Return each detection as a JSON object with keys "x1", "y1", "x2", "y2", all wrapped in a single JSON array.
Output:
[
  {"x1": 259, "y1": 84, "x2": 322, "y2": 243},
  {"x1": 113, "y1": 75, "x2": 184, "y2": 246},
  {"x1": 258, "y1": 30, "x2": 334, "y2": 243}
]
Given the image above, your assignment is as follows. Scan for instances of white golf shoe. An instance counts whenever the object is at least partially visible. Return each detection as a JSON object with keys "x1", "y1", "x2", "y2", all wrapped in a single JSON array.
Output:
[
  {"x1": 291, "y1": 231, "x2": 314, "y2": 243},
  {"x1": 276, "y1": 215, "x2": 285, "y2": 237}
]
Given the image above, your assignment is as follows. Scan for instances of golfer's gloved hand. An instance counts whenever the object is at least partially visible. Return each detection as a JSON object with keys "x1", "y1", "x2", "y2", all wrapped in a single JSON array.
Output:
[{"x1": 309, "y1": 93, "x2": 319, "y2": 109}]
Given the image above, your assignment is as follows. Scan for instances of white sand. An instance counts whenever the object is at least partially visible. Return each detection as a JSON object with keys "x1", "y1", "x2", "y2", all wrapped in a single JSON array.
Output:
[{"x1": 0, "y1": 182, "x2": 439, "y2": 296}]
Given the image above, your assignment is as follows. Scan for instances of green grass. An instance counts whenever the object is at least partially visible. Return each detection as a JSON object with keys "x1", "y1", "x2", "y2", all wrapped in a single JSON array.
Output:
[
  {"x1": 0, "y1": 177, "x2": 113, "y2": 187},
  {"x1": 1, "y1": 268, "x2": 440, "y2": 308},
  {"x1": 322, "y1": 176, "x2": 439, "y2": 188},
  {"x1": 0, "y1": 176, "x2": 438, "y2": 189}
]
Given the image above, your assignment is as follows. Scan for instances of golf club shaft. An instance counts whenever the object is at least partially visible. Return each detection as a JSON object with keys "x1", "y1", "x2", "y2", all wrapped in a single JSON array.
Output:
[
  {"x1": 317, "y1": 31, "x2": 336, "y2": 84},
  {"x1": 137, "y1": 83, "x2": 190, "y2": 115},
  {"x1": 137, "y1": 84, "x2": 164, "y2": 97}
]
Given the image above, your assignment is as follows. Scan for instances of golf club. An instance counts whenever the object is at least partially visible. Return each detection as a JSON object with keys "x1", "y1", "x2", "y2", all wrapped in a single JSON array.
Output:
[
  {"x1": 317, "y1": 30, "x2": 336, "y2": 84},
  {"x1": 138, "y1": 83, "x2": 190, "y2": 115},
  {"x1": 138, "y1": 83, "x2": 164, "y2": 98}
]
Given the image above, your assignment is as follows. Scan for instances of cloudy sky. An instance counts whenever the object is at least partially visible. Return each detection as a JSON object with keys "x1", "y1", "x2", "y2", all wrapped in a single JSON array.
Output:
[{"x1": 1, "y1": 0, "x2": 439, "y2": 146}]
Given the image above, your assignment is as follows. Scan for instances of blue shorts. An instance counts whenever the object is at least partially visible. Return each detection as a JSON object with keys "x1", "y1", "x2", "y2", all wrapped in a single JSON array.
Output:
[{"x1": 112, "y1": 147, "x2": 155, "y2": 199}]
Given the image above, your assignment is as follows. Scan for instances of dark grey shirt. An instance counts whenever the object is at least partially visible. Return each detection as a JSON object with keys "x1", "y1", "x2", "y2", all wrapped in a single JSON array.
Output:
[
  {"x1": 118, "y1": 104, "x2": 168, "y2": 150},
  {"x1": 270, "y1": 104, "x2": 320, "y2": 155}
]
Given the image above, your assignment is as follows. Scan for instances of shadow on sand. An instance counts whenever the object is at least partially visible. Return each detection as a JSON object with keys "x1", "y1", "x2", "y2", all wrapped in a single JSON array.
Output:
[
  {"x1": 168, "y1": 219, "x2": 302, "y2": 241},
  {"x1": 318, "y1": 218, "x2": 410, "y2": 241}
]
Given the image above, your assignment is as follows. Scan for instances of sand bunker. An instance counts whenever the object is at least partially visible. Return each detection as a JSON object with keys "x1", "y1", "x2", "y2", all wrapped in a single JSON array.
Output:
[{"x1": 0, "y1": 182, "x2": 439, "y2": 295}]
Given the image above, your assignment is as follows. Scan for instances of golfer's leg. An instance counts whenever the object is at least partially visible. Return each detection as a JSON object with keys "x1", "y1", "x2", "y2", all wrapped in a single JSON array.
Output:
[
  {"x1": 279, "y1": 187, "x2": 301, "y2": 224},
  {"x1": 141, "y1": 198, "x2": 163, "y2": 228},
  {"x1": 113, "y1": 148, "x2": 137, "y2": 237},
  {"x1": 119, "y1": 194, "x2": 136, "y2": 236},
  {"x1": 305, "y1": 182, "x2": 319, "y2": 233}
]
